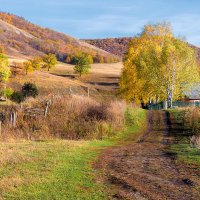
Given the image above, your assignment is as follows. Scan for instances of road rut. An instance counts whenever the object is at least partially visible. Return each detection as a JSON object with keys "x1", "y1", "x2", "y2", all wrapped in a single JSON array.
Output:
[{"x1": 96, "y1": 111, "x2": 200, "y2": 200}]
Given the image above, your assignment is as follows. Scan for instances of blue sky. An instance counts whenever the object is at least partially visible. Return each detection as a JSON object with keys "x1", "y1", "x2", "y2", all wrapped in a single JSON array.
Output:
[{"x1": 0, "y1": 0, "x2": 200, "y2": 46}]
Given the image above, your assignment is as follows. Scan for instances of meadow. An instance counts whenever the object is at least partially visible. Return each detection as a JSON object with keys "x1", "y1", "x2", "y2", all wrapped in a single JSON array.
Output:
[{"x1": 0, "y1": 108, "x2": 146, "y2": 199}]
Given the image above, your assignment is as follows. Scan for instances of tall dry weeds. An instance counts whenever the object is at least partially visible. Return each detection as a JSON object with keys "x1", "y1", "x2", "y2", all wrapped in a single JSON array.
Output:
[
  {"x1": 0, "y1": 95, "x2": 127, "y2": 141},
  {"x1": 183, "y1": 107, "x2": 200, "y2": 149}
]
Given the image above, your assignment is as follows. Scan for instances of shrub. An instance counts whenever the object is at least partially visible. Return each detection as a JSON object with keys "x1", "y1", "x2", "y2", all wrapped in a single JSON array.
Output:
[
  {"x1": 11, "y1": 91, "x2": 25, "y2": 103},
  {"x1": 22, "y1": 82, "x2": 39, "y2": 98},
  {"x1": 125, "y1": 107, "x2": 145, "y2": 127},
  {"x1": 46, "y1": 95, "x2": 126, "y2": 139},
  {"x1": 86, "y1": 104, "x2": 107, "y2": 121},
  {"x1": 179, "y1": 107, "x2": 200, "y2": 149},
  {"x1": 186, "y1": 107, "x2": 200, "y2": 136},
  {"x1": 1, "y1": 88, "x2": 13, "y2": 98}
]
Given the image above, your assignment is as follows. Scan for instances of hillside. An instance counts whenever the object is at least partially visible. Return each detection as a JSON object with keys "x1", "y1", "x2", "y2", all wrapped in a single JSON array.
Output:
[
  {"x1": 84, "y1": 37, "x2": 132, "y2": 57},
  {"x1": 84, "y1": 37, "x2": 200, "y2": 63},
  {"x1": 7, "y1": 56, "x2": 123, "y2": 99},
  {"x1": 0, "y1": 12, "x2": 120, "y2": 63}
]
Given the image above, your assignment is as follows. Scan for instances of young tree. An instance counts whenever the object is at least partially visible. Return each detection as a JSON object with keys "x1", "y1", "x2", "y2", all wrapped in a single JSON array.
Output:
[
  {"x1": 73, "y1": 53, "x2": 92, "y2": 77},
  {"x1": 30, "y1": 57, "x2": 43, "y2": 70},
  {"x1": 0, "y1": 53, "x2": 11, "y2": 98},
  {"x1": 43, "y1": 54, "x2": 57, "y2": 71},
  {"x1": 0, "y1": 46, "x2": 5, "y2": 54},
  {"x1": 23, "y1": 61, "x2": 33, "y2": 75},
  {"x1": 120, "y1": 23, "x2": 199, "y2": 108}
]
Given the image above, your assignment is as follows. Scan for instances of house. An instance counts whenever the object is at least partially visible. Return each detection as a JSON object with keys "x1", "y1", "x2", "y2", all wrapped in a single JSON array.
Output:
[
  {"x1": 183, "y1": 84, "x2": 200, "y2": 106},
  {"x1": 148, "y1": 84, "x2": 200, "y2": 110}
]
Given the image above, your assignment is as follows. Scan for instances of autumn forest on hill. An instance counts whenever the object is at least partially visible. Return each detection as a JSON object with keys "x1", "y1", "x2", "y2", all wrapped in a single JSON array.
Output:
[{"x1": 0, "y1": 12, "x2": 120, "y2": 63}]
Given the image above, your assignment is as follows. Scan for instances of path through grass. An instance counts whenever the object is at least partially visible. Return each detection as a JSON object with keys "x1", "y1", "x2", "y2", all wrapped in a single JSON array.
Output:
[{"x1": 0, "y1": 109, "x2": 146, "y2": 200}]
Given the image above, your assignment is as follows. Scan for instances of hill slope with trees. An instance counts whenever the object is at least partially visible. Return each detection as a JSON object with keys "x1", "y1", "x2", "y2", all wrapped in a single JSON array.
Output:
[
  {"x1": 84, "y1": 37, "x2": 132, "y2": 56},
  {"x1": 84, "y1": 37, "x2": 200, "y2": 63},
  {"x1": 0, "y1": 12, "x2": 120, "y2": 63}
]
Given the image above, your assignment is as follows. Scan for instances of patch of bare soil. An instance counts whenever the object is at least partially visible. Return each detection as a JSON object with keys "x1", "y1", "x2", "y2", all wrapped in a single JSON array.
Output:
[{"x1": 96, "y1": 111, "x2": 200, "y2": 200}]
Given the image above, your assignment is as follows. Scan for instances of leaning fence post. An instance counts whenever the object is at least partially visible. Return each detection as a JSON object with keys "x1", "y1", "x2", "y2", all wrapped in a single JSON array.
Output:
[
  {"x1": 44, "y1": 100, "x2": 51, "y2": 117},
  {"x1": 87, "y1": 87, "x2": 90, "y2": 98},
  {"x1": 13, "y1": 112, "x2": 16, "y2": 127},
  {"x1": 0, "y1": 121, "x2": 2, "y2": 136},
  {"x1": 69, "y1": 87, "x2": 71, "y2": 95},
  {"x1": 10, "y1": 112, "x2": 12, "y2": 127}
]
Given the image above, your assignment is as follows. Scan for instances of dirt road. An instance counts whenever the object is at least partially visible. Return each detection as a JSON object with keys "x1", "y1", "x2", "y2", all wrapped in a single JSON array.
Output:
[{"x1": 96, "y1": 111, "x2": 200, "y2": 200}]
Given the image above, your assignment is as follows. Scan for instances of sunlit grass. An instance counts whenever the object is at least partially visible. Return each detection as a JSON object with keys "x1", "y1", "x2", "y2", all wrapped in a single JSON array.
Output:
[
  {"x1": 168, "y1": 109, "x2": 200, "y2": 165},
  {"x1": 170, "y1": 141, "x2": 200, "y2": 165},
  {"x1": 0, "y1": 108, "x2": 146, "y2": 199}
]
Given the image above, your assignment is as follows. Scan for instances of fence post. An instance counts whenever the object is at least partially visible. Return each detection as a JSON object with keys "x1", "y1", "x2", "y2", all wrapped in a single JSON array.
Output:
[
  {"x1": 0, "y1": 121, "x2": 2, "y2": 136},
  {"x1": 44, "y1": 100, "x2": 51, "y2": 117},
  {"x1": 87, "y1": 87, "x2": 90, "y2": 98},
  {"x1": 13, "y1": 111, "x2": 17, "y2": 127},
  {"x1": 10, "y1": 111, "x2": 17, "y2": 128},
  {"x1": 69, "y1": 87, "x2": 73, "y2": 95}
]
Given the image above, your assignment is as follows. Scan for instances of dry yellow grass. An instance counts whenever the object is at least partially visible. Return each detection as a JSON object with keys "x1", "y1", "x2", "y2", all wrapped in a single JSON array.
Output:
[
  {"x1": 56, "y1": 62, "x2": 123, "y2": 76},
  {"x1": 90, "y1": 62, "x2": 123, "y2": 75},
  {"x1": 57, "y1": 62, "x2": 123, "y2": 76},
  {"x1": 8, "y1": 56, "x2": 123, "y2": 76},
  {"x1": 9, "y1": 70, "x2": 87, "y2": 94},
  {"x1": 7, "y1": 56, "x2": 122, "y2": 97}
]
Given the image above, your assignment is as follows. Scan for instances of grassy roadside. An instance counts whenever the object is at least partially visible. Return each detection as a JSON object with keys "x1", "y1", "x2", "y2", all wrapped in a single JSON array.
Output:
[
  {"x1": 168, "y1": 109, "x2": 200, "y2": 165},
  {"x1": 0, "y1": 108, "x2": 146, "y2": 200}
]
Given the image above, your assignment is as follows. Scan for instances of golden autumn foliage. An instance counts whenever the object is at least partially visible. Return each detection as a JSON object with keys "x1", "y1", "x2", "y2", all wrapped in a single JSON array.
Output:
[
  {"x1": 120, "y1": 23, "x2": 199, "y2": 105},
  {"x1": 43, "y1": 54, "x2": 57, "y2": 71},
  {"x1": 23, "y1": 61, "x2": 34, "y2": 75},
  {"x1": 0, "y1": 46, "x2": 5, "y2": 54},
  {"x1": 0, "y1": 13, "x2": 12, "y2": 23},
  {"x1": 0, "y1": 54, "x2": 11, "y2": 82},
  {"x1": 22, "y1": 56, "x2": 43, "y2": 75}
]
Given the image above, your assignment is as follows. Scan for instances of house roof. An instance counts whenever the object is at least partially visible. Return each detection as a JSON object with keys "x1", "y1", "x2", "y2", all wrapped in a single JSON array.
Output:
[{"x1": 184, "y1": 84, "x2": 200, "y2": 100}]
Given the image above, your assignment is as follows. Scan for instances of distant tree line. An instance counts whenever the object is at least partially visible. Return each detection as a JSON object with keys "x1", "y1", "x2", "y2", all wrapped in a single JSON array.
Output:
[{"x1": 84, "y1": 37, "x2": 133, "y2": 56}]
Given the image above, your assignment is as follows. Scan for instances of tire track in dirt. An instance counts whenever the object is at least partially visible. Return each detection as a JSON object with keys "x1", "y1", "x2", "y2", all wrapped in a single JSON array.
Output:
[{"x1": 96, "y1": 111, "x2": 200, "y2": 200}]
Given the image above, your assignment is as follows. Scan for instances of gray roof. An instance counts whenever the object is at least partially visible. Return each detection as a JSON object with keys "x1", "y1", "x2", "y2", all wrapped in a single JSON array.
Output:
[{"x1": 184, "y1": 84, "x2": 200, "y2": 99}]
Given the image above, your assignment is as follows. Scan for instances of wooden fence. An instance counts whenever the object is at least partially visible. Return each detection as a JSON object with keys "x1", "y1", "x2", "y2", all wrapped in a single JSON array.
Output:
[{"x1": 0, "y1": 99, "x2": 52, "y2": 135}]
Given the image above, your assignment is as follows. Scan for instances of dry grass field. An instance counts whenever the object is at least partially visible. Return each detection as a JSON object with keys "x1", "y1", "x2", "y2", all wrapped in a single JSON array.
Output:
[{"x1": 8, "y1": 56, "x2": 123, "y2": 97}]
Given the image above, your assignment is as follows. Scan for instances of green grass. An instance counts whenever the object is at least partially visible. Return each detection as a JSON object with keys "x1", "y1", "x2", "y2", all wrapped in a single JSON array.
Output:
[
  {"x1": 168, "y1": 109, "x2": 200, "y2": 165},
  {"x1": 0, "y1": 108, "x2": 146, "y2": 200},
  {"x1": 168, "y1": 109, "x2": 184, "y2": 124},
  {"x1": 170, "y1": 141, "x2": 200, "y2": 165}
]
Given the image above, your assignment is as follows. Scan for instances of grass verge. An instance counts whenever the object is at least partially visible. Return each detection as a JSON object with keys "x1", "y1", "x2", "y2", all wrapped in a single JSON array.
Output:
[
  {"x1": 0, "y1": 108, "x2": 146, "y2": 200},
  {"x1": 168, "y1": 109, "x2": 200, "y2": 165}
]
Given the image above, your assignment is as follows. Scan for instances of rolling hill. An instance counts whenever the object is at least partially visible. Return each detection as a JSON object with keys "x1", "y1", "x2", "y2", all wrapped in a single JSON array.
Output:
[
  {"x1": 0, "y1": 12, "x2": 120, "y2": 63},
  {"x1": 84, "y1": 37, "x2": 132, "y2": 57}
]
